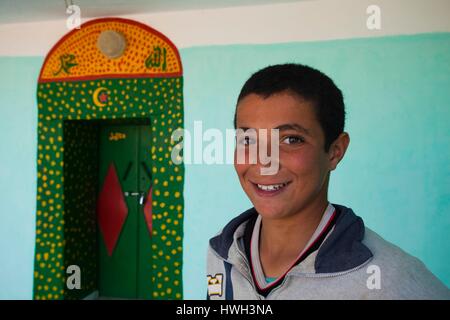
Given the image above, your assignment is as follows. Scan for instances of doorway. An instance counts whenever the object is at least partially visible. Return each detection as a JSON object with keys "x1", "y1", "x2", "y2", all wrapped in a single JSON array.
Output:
[
  {"x1": 34, "y1": 18, "x2": 184, "y2": 299},
  {"x1": 63, "y1": 119, "x2": 153, "y2": 299}
]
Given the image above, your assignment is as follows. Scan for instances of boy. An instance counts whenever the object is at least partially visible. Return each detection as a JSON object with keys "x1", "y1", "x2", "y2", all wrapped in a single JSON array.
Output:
[{"x1": 206, "y1": 63, "x2": 449, "y2": 299}]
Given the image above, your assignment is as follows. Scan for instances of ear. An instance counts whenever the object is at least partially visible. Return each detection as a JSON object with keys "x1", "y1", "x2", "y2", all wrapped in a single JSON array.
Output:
[{"x1": 328, "y1": 132, "x2": 350, "y2": 171}]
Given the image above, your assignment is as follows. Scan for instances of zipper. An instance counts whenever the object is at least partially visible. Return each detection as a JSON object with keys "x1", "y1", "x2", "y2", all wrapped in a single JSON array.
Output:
[{"x1": 235, "y1": 247, "x2": 263, "y2": 300}]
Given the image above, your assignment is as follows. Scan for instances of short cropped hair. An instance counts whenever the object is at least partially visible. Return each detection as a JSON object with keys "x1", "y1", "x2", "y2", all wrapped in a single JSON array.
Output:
[{"x1": 235, "y1": 63, "x2": 345, "y2": 152}]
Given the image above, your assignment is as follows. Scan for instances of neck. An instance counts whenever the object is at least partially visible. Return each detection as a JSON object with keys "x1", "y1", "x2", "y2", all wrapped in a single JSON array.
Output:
[
  {"x1": 260, "y1": 197, "x2": 329, "y2": 250},
  {"x1": 259, "y1": 193, "x2": 329, "y2": 277}
]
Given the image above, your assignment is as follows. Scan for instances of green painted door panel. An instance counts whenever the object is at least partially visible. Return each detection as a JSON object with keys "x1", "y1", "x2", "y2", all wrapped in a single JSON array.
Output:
[{"x1": 98, "y1": 124, "x2": 152, "y2": 299}]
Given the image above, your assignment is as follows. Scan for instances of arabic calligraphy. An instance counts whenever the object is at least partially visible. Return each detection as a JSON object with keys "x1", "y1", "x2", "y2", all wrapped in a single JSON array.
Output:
[
  {"x1": 145, "y1": 46, "x2": 167, "y2": 71},
  {"x1": 53, "y1": 54, "x2": 78, "y2": 76},
  {"x1": 109, "y1": 132, "x2": 127, "y2": 141}
]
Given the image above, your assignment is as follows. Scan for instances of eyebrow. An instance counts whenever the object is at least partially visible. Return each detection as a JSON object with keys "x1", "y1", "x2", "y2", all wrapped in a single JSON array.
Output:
[
  {"x1": 275, "y1": 123, "x2": 311, "y2": 136},
  {"x1": 238, "y1": 123, "x2": 311, "y2": 136}
]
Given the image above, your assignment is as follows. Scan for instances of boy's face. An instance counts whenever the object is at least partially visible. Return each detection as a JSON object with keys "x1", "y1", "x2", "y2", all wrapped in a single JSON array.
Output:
[{"x1": 234, "y1": 91, "x2": 342, "y2": 220}]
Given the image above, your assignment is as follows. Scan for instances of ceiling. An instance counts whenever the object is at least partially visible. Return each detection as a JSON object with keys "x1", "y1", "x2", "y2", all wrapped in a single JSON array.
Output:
[{"x1": 0, "y1": 0, "x2": 308, "y2": 24}]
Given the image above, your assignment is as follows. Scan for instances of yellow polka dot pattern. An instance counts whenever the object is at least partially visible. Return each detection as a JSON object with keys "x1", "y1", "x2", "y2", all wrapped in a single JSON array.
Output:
[
  {"x1": 34, "y1": 18, "x2": 184, "y2": 300},
  {"x1": 40, "y1": 18, "x2": 181, "y2": 81}
]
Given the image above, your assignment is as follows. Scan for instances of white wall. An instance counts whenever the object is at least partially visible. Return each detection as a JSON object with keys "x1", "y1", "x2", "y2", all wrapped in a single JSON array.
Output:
[{"x1": 0, "y1": 0, "x2": 449, "y2": 56}]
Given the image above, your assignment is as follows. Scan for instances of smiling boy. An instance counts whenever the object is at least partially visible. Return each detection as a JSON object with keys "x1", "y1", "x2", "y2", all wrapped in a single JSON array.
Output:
[{"x1": 206, "y1": 64, "x2": 449, "y2": 300}]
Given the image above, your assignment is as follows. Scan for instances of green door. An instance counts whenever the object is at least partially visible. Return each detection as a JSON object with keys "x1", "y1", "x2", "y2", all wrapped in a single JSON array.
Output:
[{"x1": 97, "y1": 124, "x2": 153, "y2": 299}]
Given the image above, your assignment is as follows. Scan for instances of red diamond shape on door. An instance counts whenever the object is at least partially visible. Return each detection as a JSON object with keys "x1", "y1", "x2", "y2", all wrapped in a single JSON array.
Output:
[
  {"x1": 97, "y1": 163, "x2": 128, "y2": 256},
  {"x1": 143, "y1": 186, "x2": 153, "y2": 236}
]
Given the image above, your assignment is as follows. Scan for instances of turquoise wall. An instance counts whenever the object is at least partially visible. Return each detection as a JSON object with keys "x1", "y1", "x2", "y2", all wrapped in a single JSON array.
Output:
[
  {"x1": 0, "y1": 33, "x2": 449, "y2": 299},
  {"x1": 0, "y1": 57, "x2": 41, "y2": 299}
]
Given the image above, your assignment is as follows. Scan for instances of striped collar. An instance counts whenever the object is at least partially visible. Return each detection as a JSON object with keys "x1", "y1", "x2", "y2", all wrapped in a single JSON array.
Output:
[
  {"x1": 249, "y1": 203, "x2": 336, "y2": 291},
  {"x1": 210, "y1": 203, "x2": 373, "y2": 276}
]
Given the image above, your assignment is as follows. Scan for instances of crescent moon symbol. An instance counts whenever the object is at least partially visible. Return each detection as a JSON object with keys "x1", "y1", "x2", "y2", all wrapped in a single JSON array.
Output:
[{"x1": 93, "y1": 87, "x2": 108, "y2": 107}]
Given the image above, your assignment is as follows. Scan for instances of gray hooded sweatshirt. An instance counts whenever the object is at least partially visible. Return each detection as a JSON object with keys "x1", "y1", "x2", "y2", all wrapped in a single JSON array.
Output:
[{"x1": 206, "y1": 204, "x2": 450, "y2": 300}]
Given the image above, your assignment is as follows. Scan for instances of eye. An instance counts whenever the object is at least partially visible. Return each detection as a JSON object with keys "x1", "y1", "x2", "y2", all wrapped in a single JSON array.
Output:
[
  {"x1": 281, "y1": 136, "x2": 304, "y2": 145},
  {"x1": 237, "y1": 136, "x2": 257, "y2": 146}
]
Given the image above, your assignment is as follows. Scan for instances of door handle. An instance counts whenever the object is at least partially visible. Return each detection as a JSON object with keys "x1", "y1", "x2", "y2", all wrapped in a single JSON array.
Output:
[
  {"x1": 124, "y1": 191, "x2": 146, "y2": 205},
  {"x1": 124, "y1": 191, "x2": 140, "y2": 197},
  {"x1": 139, "y1": 193, "x2": 145, "y2": 205}
]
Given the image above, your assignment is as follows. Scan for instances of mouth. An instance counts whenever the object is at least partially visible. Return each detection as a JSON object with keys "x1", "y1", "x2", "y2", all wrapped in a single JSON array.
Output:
[{"x1": 250, "y1": 181, "x2": 292, "y2": 197}]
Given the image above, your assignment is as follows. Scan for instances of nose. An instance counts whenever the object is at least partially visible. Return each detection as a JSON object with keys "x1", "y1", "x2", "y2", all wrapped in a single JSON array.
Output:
[{"x1": 256, "y1": 129, "x2": 280, "y2": 175}]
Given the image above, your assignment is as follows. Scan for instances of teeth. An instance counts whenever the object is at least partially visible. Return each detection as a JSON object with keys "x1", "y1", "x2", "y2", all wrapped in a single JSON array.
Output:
[{"x1": 257, "y1": 183, "x2": 288, "y2": 191}]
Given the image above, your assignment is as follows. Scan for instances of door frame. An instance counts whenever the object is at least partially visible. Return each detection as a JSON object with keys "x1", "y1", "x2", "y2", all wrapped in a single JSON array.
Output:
[{"x1": 33, "y1": 18, "x2": 184, "y2": 300}]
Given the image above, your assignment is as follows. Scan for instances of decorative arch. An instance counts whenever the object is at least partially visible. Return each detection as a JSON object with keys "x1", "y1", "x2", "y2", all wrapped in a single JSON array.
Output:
[{"x1": 34, "y1": 18, "x2": 184, "y2": 300}]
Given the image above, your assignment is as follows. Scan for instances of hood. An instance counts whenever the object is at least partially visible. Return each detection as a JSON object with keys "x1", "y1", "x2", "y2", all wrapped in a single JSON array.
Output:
[{"x1": 209, "y1": 204, "x2": 373, "y2": 273}]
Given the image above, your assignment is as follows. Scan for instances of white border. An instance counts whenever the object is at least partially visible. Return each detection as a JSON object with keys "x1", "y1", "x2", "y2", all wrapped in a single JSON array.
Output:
[{"x1": 0, "y1": 0, "x2": 449, "y2": 56}]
